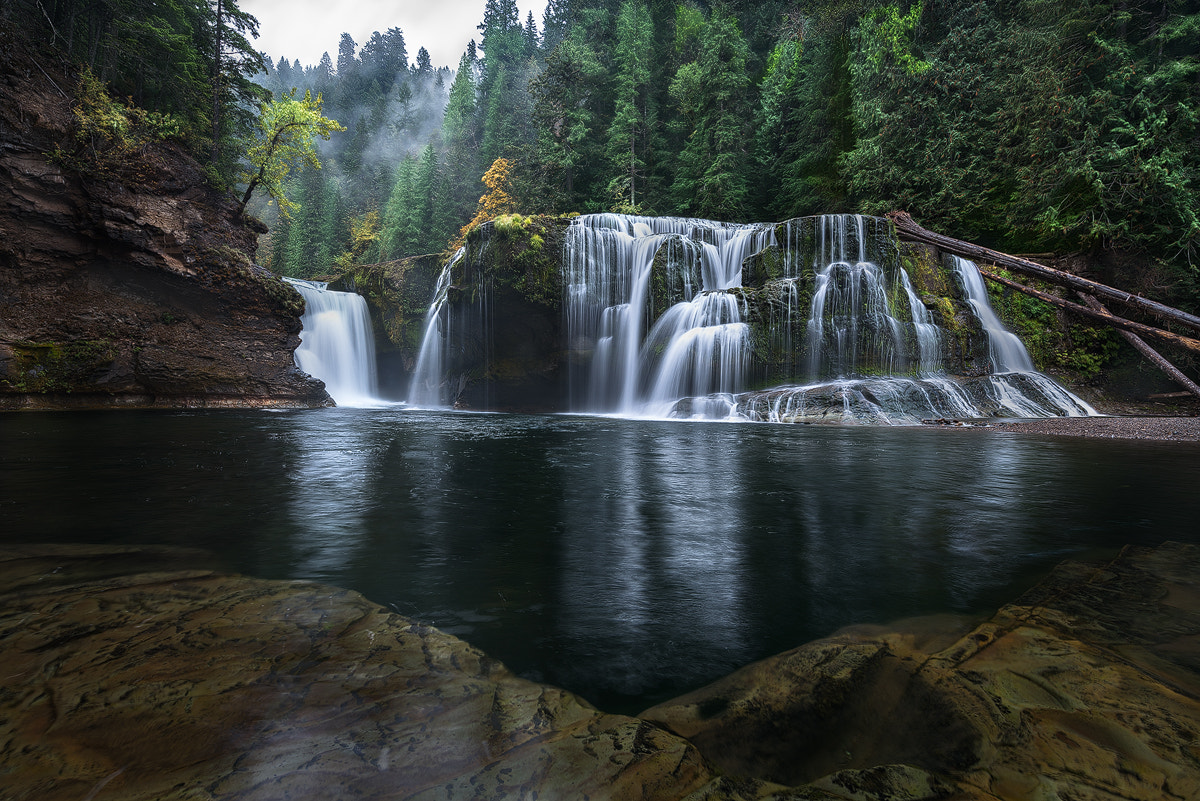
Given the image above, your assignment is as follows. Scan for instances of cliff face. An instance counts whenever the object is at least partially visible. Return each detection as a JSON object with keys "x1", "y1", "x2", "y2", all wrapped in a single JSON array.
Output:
[
  {"x1": 0, "y1": 29, "x2": 329, "y2": 409},
  {"x1": 327, "y1": 215, "x2": 569, "y2": 409}
]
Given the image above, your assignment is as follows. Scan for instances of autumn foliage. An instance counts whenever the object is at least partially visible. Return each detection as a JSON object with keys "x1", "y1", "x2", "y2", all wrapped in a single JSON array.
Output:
[{"x1": 457, "y1": 158, "x2": 517, "y2": 244}]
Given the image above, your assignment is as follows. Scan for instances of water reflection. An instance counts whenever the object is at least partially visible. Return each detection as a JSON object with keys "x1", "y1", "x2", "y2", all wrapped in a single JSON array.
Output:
[
  {"x1": 556, "y1": 422, "x2": 751, "y2": 697},
  {"x1": 2, "y1": 410, "x2": 1199, "y2": 713}
]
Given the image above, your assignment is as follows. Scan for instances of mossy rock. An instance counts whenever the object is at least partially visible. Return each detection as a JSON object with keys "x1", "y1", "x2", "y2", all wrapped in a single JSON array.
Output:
[{"x1": 3, "y1": 339, "x2": 119, "y2": 393}]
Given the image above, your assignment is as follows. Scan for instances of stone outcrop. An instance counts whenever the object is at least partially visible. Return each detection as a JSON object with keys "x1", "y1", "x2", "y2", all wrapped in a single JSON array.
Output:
[
  {"x1": 328, "y1": 215, "x2": 570, "y2": 410},
  {"x1": 644, "y1": 541, "x2": 1200, "y2": 800},
  {"x1": 0, "y1": 27, "x2": 329, "y2": 409},
  {"x1": 3, "y1": 542, "x2": 1200, "y2": 800},
  {"x1": 0, "y1": 546, "x2": 734, "y2": 801}
]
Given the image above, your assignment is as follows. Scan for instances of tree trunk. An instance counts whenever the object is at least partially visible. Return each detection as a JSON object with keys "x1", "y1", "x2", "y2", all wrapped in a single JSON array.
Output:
[
  {"x1": 1074, "y1": 292, "x2": 1200, "y2": 399},
  {"x1": 978, "y1": 269, "x2": 1200, "y2": 356},
  {"x1": 887, "y1": 211, "x2": 1200, "y2": 337}
]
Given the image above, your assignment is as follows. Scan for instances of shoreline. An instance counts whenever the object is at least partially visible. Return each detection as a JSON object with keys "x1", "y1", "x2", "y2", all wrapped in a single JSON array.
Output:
[{"x1": 975, "y1": 414, "x2": 1200, "y2": 442}]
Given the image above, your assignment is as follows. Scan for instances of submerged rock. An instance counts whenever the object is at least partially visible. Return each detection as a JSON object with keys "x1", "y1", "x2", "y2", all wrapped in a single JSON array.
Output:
[{"x1": 3, "y1": 542, "x2": 1199, "y2": 800}]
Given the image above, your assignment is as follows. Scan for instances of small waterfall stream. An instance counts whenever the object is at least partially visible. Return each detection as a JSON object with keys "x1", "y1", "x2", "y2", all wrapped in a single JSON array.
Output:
[
  {"x1": 284, "y1": 278, "x2": 380, "y2": 407},
  {"x1": 408, "y1": 248, "x2": 463, "y2": 407}
]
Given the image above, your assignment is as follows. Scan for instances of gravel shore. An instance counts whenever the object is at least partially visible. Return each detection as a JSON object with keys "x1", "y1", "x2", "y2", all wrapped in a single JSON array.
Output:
[{"x1": 985, "y1": 416, "x2": 1200, "y2": 442}]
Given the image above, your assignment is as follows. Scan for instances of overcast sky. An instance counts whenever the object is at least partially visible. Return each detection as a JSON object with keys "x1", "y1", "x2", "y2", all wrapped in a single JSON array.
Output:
[{"x1": 240, "y1": 0, "x2": 548, "y2": 71}]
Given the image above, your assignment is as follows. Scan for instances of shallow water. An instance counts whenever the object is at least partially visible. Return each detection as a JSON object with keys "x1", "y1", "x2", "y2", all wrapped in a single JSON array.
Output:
[{"x1": 2, "y1": 408, "x2": 1198, "y2": 713}]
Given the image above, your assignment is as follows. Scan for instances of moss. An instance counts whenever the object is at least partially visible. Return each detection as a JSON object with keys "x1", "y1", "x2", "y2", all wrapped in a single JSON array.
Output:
[
  {"x1": 464, "y1": 215, "x2": 563, "y2": 310},
  {"x1": 901, "y1": 242, "x2": 951, "y2": 297},
  {"x1": 3, "y1": 340, "x2": 118, "y2": 393},
  {"x1": 742, "y1": 244, "x2": 787, "y2": 286},
  {"x1": 259, "y1": 271, "x2": 306, "y2": 317},
  {"x1": 985, "y1": 268, "x2": 1121, "y2": 379},
  {"x1": 493, "y1": 213, "x2": 534, "y2": 238}
]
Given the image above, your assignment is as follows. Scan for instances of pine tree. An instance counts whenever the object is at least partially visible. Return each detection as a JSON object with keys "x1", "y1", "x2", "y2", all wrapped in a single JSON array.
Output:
[
  {"x1": 606, "y1": 0, "x2": 656, "y2": 212},
  {"x1": 530, "y1": 36, "x2": 605, "y2": 209},
  {"x1": 669, "y1": 5, "x2": 752, "y2": 220},
  {"x1": 442, "y1": 50, "x2": 483, "y2": 228}
]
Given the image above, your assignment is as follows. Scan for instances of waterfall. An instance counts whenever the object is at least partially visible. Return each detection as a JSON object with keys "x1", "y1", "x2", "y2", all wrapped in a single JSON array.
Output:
[
  {"x1": 412, "y1": 212, "x2": 1097, "y2": 423},
  {"x1": 949, "y1": 255, "x2": 1036, "y2": 373},
  {"x1": 564, "y1": 214, "x2": 773, "y2": 414},
  {"x1": 285, "y1": 278, "x2": 379, "y2": 407},
  {"x1": 409, "y1": 248, "x2": 464, "y2": 407}
]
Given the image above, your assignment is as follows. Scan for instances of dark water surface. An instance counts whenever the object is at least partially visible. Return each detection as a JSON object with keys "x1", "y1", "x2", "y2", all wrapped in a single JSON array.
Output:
[{"x1": 3, "y1": 408, "x2": 1199, "y2": 713}]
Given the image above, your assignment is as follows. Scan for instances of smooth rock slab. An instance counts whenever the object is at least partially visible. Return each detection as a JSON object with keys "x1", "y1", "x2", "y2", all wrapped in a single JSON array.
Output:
[
  {"x1": 5, "y1": 544, "x2": 1200, "y2": 800},
  {"x1": 0, "y1": 547, "x2": 730, "y2": 801},
  {"x1": 642, "y1": 542, "x2": 1200, "y2": 800}
]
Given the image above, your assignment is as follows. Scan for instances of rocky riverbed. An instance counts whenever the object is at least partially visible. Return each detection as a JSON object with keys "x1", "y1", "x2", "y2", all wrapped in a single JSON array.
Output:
[
  {"x1": 4, "y1": 541, "x2": 1200, "y2": 800},
  {"x1": 989, "y1": 415, "x2": 1200, "y2": 442}
]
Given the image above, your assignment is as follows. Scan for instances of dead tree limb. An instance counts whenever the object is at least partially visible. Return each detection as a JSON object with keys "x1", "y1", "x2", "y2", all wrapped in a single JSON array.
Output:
[
  {"x1": 887, "y1": 211, "x2": 1200, "y2": 336},
  {"x1": 1074, "y1": 293, "x2": 1200, "y2": 399},
  {"x1": 979, "y1": 269, "x2": 1200, "y2": 357}
]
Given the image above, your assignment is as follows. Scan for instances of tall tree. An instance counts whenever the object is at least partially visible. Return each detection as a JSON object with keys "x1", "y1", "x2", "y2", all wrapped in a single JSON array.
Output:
[
  {"x1": 606, "y1": 0, "x2": 656, "y2": 211},
  {"x1": 207, "y1": 0, "x2": 267, "y2": 177},
  {"x1": 669, "y1": 4, "x2": 752, "y2": 220},
  {"x1": 236, "y1": 88, "x2": 345, "y2": 218},
  {"x1": 530, "y1": 35, "x2": 605, "y2": 208},
  {"x1": 442, "y1": 50, "x2": 484, "y2": 227}
]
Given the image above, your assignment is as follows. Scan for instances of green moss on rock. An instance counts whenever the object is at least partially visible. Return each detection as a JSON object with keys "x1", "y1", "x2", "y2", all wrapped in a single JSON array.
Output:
[{"x1": 4, "y1": 339, "x2": 118, "y2": 393}]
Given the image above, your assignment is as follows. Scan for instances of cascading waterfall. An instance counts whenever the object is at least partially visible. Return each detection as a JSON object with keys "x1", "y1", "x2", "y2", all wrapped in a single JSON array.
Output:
[
  {"x1": 947, "y1": 255, "x2": 1096, "y2": 417},
  {"x1": 564, "y1": 214, "x2": 773, "y2": 415},
  {"x1": 950, "y1": 255, "x2": 1035, "y2": 373},
  {"x1": 559, "y1": 213, "x2": 1095, "y2": 423},
  {"x1": 413, "y1": 212, "x2": 1096, "y2": 424},
  {"x1": 285, "y1": 278, "x2": 380, "y2": 407}
]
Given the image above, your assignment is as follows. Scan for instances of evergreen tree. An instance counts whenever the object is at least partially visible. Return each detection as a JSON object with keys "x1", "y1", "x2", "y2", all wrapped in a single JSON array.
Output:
[
  {"x1": 606, "y1": 0, "x2": 657, "y2": 212},
  {"x1": 542, "y1": 0, "x2": 575, "y2": 53},
  {"x1": 669, "y1": 5, "x2": 752, "y2": 220},
  {"x1": 530, "y1": 35, "x2": 605, "y2": 209},
  {"x1": 337, "y1": 34, "x2": 358, "y2": 76},
  {"x1": 442, "y1": 50, "x2": 483, "y2": 227},
  {"x1": 414, "y1": 47, "x2": 433, "y2": 75},
  {"x1": 756, "y1": 5, "x2": 859, "y2": 218}
]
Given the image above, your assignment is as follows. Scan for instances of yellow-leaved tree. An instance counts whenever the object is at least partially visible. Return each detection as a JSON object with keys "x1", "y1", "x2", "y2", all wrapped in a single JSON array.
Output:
[
  {"x1": 457, "y1": 158, "x2": 517, "y2": 245},
  {"x1": 236, "y1": 89, "x2": 344, "y2": 220}
]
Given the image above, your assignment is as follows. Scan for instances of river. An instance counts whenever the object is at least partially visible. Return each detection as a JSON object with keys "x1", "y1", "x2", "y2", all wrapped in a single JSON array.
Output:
[{"x1": 3, "y1": 408, "x2": 1198, "y2": 713}]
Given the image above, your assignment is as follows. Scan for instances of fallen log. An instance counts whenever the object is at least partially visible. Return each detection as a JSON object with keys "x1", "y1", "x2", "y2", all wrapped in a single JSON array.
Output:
[
  {"x1": 1075, "y1": 293, "x2": 1200, "y2": 400},
  {"x1": 979, "y1": 269, "x2": 1200, "y2": 357},
  {"x1": 888, "y1": 211, "x2": 1200, "y2": 337}
]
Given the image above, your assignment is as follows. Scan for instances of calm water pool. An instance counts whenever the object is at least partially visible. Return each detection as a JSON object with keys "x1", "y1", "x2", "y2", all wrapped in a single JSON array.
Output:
[{"x1": 3, "y1": 408, "x2": 1198, "y2": 712}]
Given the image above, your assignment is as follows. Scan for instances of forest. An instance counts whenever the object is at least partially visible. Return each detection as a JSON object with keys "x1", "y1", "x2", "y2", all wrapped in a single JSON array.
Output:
[{"x1": 5, "y1": 0, "x2": 1199, "y2": 310}]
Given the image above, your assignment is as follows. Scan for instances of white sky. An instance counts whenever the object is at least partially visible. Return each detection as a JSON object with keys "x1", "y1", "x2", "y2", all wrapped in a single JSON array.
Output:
[{"x1": 240, "y1": 0, "x2": 548, "y2": 71}]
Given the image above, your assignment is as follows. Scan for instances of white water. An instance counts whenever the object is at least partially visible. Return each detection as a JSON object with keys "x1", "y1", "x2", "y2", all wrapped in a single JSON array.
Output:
[
  {"x1": 950, "y1": 255, "x2": 1036, "y2": 373},
  {"x1": 410, "y1": 212, "x2": 1097, "y2": 423},
  {"x1": 561, "y1": 214, "x2": 1097, "y2": 422},
  {"x1": 408, "y1": 248, "x2": 463, "y2": 408},
  {"x1": 285, "y1": 278, "x2": 380, "y2": 406},
  {"x1": 564, "y1": 214, "x2": 773, "y2": 413}
]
